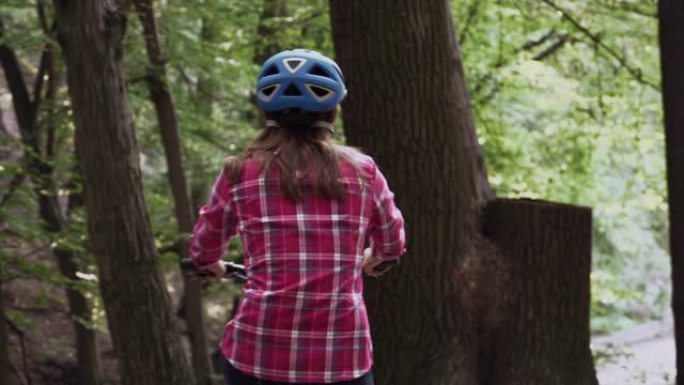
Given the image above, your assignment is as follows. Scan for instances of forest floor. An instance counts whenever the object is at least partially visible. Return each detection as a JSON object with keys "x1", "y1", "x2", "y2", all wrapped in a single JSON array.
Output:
[{"x1": 594, "y1": 315, "x2": 676, "y2": 385}]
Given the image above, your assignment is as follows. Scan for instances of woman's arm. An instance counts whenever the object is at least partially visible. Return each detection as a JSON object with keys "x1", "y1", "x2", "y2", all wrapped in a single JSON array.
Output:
[
  {"x1": 367, "y1": 161, "x2": 406, "y2": 261},
  {"x1": 189, "y1": 169, "x2": 238, "y2": 269}
]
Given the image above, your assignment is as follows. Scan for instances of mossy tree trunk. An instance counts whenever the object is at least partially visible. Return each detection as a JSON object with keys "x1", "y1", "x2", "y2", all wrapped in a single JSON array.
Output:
[{"x1": 52, "y1": 1, "x2": 195, "y2": 384}]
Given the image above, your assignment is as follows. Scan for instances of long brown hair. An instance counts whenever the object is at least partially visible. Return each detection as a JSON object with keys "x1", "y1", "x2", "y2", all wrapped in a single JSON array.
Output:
[{"x1": 225, "y1": 109, "x2": 349, "y2": 201}]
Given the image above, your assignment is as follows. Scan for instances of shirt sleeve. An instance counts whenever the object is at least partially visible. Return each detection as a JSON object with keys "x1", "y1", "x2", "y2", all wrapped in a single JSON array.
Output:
[
  {"x1": 189, "y1": 168, "x2": 238, "y2": 268},
  {"x1": 368, "y1": 160, "x2": 406, "y2": 261}
]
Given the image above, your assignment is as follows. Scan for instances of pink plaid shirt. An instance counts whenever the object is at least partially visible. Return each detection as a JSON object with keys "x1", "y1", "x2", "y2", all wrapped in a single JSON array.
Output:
[{"x1": 190, "y1": 150, "x2": 406, "y2": 383}]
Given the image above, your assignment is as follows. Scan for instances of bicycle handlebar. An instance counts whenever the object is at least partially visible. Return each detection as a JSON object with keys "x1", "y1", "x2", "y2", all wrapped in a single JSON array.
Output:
[
  {"x1": 180, "y1": 258, "x2": 399, "y2": 281},
  {"x1": 180, "y1": 259, "x2": 247, "y2": 281},
  {"x1": 369, "y1": 259, "x2": 399, "y2": 273}
]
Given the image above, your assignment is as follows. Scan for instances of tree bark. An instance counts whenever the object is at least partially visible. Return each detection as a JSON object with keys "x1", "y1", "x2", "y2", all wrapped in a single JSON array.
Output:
[
  {"x1": 254, "y1": 0, "x2": 290, "y2": 65},
  {"x1": 0, "y1": 21, "x2": 102, "y2": 385},
  {"x1": 484, "y1": 199, "x2": 597, "y2": 385},
  {"x1": 330, "y1": 1, "x2": 597, "y2": 384},
  {"x1": 0, "y1": 266, "x2": 9, "y2": 385},
  {"x1": 331, "y1": 1, "x2": 490, "y2": 383},
  {"x1": 249, "y1": 0, "x2": 290, "y2": 128},
  {"x1": 132, "y1": 2, "x2": 213, "y2": 384},
  {"x1": 195, "y1": 15, "x2": 221, "y2": 120},
  {"x1": 658, "y1": 1, "x2": 684, "y2": 384},
  {"x1": 0, "y1": 23, "x2": 35, "y2": 139},
  {"x1": 55, "y1": 248, "x2": 102, "y2": 385},
  {"x1": 52, "y1": 1, "x2": 195, "y2": 384}
]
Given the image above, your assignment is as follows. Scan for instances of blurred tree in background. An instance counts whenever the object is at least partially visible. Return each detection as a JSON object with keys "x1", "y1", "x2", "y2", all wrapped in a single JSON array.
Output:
[{"x1": 0, "y1": 0, "x2": 670, "y2": 383}]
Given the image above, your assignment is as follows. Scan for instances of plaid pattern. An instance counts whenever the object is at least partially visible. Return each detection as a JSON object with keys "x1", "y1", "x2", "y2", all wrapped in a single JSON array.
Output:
[{"x1": 190, "y1": 152, "x2": 405, "y2": 383}]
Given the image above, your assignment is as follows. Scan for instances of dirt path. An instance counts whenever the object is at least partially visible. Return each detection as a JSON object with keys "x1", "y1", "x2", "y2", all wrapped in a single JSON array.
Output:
[{"x1": 594, "y1": 317, "x2": 676, "y2": 385}]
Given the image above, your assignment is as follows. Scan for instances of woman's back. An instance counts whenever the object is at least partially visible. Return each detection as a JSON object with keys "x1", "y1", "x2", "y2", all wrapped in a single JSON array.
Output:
[
  {"x1": 237, "y1": 154, "x2": 374, "y2": 297},
  {"x1": 191, "y1": 150, "x2": 404, "y2": 383}
]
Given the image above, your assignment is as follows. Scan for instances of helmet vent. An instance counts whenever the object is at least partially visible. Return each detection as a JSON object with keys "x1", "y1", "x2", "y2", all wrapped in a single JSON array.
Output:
[
  {"x1": 309, "y1": 64, "x2": 331, "y2": 78},
  {"x1": 283, "y1": 58, "x2": 306, "y2": 73},
  {"x1": 306, "y1": 84, "x2": 334, "y2": 101},
  {"x1": 263, "y1": 65, "x2": 279, "y2": 76},
  {"x1": 258, "y1": 84, "x2": 280, "y2": 101},
  {"x1": 283, "y1": 84, "x2": 303, "y2": 96}
]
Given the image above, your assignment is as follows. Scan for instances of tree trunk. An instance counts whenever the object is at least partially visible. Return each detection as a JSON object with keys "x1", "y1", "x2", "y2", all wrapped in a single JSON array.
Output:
[
  {"x1": 55, "y1": 248, "x2": 102, "y2": 385},
  {"x1": 52, "y1": 1, "x2": 195, "y2": 384},
  {"x1": 484, "y1": 199, "x2": 597, "y2": 385},
  {"x1": 1, "y1": 22, "x2": 103, "y2": 385},
  {"x1": 0, "y1": 267, "x2": 9, "y2": 385},
  {"x1": 331, "y1": 1, "x2": 490, "y2": 383},
  {"x1": 330, "y1": 1, "x2": 597, "y2": 384},
  {"x1": 132, "y1": 2, "x2": 212, "y2": 384},
  {"x1": 254, "y1": 0, "x2": 290, "y2": 65},
  {"x1": 195, "y1": 15, "x2": 221, "y2": 120},
  {"x1": 659, "y1": 1, "x2": 684, "y2": 384},
  {"x1": 188, "y1": 11, "x2": 225, "y2": 208},
  {"x1": 250, "y1": 0, "x2": 289, "y2": 128}
]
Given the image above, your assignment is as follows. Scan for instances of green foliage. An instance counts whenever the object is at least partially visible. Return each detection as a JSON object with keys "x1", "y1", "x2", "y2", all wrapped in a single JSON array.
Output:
[
  {"x1": 591, "y1": 270, "x2": 648, "y2": 334},
  {"x1": 452, "y1": 0, "x2": 667, "y2": 333}
]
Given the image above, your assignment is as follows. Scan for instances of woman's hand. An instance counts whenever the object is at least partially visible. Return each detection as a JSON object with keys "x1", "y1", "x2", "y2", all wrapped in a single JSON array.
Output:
[
  {"x1": 204, "y1": 261, "x2": 227, "y2": 278},
  {"x1": 362, "y1": 248, "x2": 384, "y2": 277}
]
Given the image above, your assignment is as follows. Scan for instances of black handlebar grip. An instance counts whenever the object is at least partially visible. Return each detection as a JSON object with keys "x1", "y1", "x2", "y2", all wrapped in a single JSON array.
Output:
[
  {"x1": 180, "y1": 259, "x2": 214, "y2": 276},
  {"x1": 181, "y1": 258, "x2": 397, "y2": 279},
  {"x1": 180, "y1": 259, "x2": 246, "y2": 280},
  {"x1": 373, "y1": 259, "x2": 399, "y2": 273},
  {"x1": 224, "y1": 262, "x2": 247, "y2": 281}
]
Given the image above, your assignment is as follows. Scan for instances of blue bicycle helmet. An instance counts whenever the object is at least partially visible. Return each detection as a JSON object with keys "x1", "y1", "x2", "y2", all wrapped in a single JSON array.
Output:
[{"x1": 256, "y1": 49, "x2": 347, "y2": 112}]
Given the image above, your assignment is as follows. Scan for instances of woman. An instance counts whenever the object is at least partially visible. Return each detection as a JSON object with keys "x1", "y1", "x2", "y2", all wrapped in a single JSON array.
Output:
[{"x1": 190, "y1": 49, "x2": 406, "y2": 385}]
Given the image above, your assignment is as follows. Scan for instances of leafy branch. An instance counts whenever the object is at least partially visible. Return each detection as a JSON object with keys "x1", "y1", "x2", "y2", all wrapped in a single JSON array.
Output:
[
  {"x1": 539, "y1": 0, "x2": 659, "y2": 91},
  {"x1": 0, "y1": 173, "x2": 27, "y2": 210},
  {"x1": 471, "y1": 30, "x2": 570, "y2": 104},
  {"x1": 610, "y1": 1, "x2": 657, "y2": 19},
  {"x1": 458, "y1": 0, "x2": 484, "y2": 46}
]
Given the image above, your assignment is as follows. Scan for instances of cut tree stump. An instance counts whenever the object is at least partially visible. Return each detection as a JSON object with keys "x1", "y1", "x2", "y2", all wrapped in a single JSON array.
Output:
[{"x1": 484, "y1": 198, "x2": 597, "y2": 385}]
